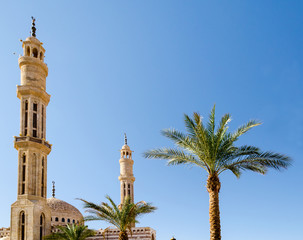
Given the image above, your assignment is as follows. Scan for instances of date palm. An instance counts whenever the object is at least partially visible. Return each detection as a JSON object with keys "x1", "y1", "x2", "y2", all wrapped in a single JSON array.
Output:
[
  {"x1": 144, "y1": 106, "x2": 291, "y2": 240},
  {"x1": 44, "y1": 224, "x2": 95, "y2": 240},
  {"x1": 79, "y1": 195, "x2": 156, "y2": 240}
]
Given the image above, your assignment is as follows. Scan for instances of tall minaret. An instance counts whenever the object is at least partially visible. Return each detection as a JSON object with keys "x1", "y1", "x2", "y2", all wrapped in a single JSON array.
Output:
[
  {"x1": 10, "y1": 18, "x2": 52, "y2": 240},
  {"x1": 118, "y1": 134, "x2": 135, "y2": 205}
]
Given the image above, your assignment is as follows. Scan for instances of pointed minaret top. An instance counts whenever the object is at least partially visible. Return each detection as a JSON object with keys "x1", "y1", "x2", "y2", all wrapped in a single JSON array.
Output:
[
  {"x1": 52, "y1": 181, "x2": 55, "y2": 197},
  {"x1": 31, "y1": 16, "x2": 36, "y2": 37},
  {"x1": 124, "y1": 133, "x2": 127, "y2": 145}
]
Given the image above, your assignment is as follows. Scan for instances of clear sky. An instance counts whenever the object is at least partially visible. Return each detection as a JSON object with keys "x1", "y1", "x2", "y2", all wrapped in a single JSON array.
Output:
[{"x1": 0, "y1": 1, "x2": 302, "y2": 239}]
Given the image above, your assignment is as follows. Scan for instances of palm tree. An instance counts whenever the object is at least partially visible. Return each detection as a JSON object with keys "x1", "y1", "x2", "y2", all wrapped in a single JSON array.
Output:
[
  {"x1": 44, "y1": 224, "x2": 95, "y2": 240},
  {"x1": 79, "y1": 195, "x2": 156, "y2": 240},
  {"x1": 144, "y1": 105, "x2": 291, "y2": 240}
]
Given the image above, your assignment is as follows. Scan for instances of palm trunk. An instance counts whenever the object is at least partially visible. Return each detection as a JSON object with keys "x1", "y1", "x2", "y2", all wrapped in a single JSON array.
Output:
[
  {"x1": 207, "y1": 174, "x2": 221, "y2": 240},
  {"x1": 118, "y1": 231, "x2": 128, "y2": 240}
]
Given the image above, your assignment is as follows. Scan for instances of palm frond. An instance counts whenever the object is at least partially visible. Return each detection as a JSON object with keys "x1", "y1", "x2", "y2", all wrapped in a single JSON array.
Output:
[
  {"x1": 144, "y1": 148, "x2": 208, "y2": 170},
  {"x1": 232, "y1": 120, "x2": 261, "y2": 140},
  {"x1": 161, "y1": 129, "x2": 197, "y2": 153},
  {"x1": 220, "y1": 151, "x2": 291, "y2": 176}
]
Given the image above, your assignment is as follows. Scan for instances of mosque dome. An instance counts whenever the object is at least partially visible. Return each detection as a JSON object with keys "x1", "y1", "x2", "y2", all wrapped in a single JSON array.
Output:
[
  {"x1": 47, "y1": 197, "x2": 83, "y2": 226},
  {"x1": 121, "y1": 144, "x2": 130, "y2": 150}
]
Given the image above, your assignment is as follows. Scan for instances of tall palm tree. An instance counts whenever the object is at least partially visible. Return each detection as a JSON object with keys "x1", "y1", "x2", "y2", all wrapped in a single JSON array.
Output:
[
  {"x1": 144, "y1": 106, "x2": 291, "y2": 240},
  {"x1": 44, "y1": 224, "x2": 95, "y2": 240},
  {"x1": 79, "y1": 195, "x2": 156, "y2": 240}
]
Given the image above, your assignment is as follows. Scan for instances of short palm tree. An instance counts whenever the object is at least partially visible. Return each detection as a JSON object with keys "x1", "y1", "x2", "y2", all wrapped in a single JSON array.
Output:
[
  {"x1": 79, "y1": 195, "x2": 156, "y2": 240},
  {"x1": 144, "y1": 106, "x2": 291, "y2": 240},
  {"x1": 44, "y1": 224, "x2": 95, "y2": 240}
]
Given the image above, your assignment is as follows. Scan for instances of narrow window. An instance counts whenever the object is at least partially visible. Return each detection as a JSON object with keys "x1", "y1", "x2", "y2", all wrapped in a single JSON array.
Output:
[
  {"x1": 41, "y1": 158, "x2": 44, "y2": 197},
  {"x1": 62, "y1": 218, "x2": 65, "y2": 223},
  {"x1": 33, "y1": 103, "x2": 38, "y2": 137},
  {"x1": 24, "y1": 101, "x2": 28, "y2": 136},
  {"x1": 21, "y1": 154, "x2": 26, "y2": 194},
  {"x1": 128, "y1": 184, "x2": 131, "y2": 196},
  {"x1": 40, "y1": 214, "x2": 44, "y2": 240},
  {"x1": 40, "y1": 52, "x2": 43, "y2": 60},
  {"x1": 41, "y1": 105, "x2": 44, "y2": 138},
  {"x1": 123, "y1": 183, "x2": 126, "y2": 197},
  {"x1": 20, "y1": 212, "x2": 25, "y2": 240},
  {"x1": 67, "y1": 219, "x2": 70, "y2": 223},
  {"x1": 32, "y1": 48, "x2": 38, "y2": 58},
  {"x1": 73, "y1": 220, "x2": 75, "y2": 223},
  {"x1": 26, "y1": 47, "x2": 30, "y2": 56},
  {"x1": 55, "y1": 217, "x2": 58, "y2": 222}
]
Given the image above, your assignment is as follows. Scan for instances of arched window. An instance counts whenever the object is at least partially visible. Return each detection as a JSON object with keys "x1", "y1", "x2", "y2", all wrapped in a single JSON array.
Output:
[
  {"x1": 39, "y1": 52, "x2": 43, "y2": 60},
  {"x1": 31, "y1": 154, "x2": 37, "y2": 195},
  {"x1": 67, "y1": 219, "x2": 70, "y2": 223},
  {"x1": 20, "y1": 211, "x2": 25, "y2": 240},
  {"x1": 33, "y1": 103, "x2": 38, "y2": 137},
  {"x1": 72, "y1": 219, "x2": 75, "y2": 223},
  {"x1": 62, "y1": 218, "x2": 65, "y2": 223},
  {"x1": 55, "y1": 217, "x2": 58, "y2": 222},
  {"x1": 26, "y1": 47, "x2": 30, "y2": 56},
  {"x1": 24, "y1": 100, "x2": 28, "y2": 136},
  {"x1": 41, "y1": 158, "x2": 45, "y2": 197},
  {"x1": 41, "y1": 105, "x2": 44, "y2": 138},
  {"x1": 40, "y1": 214, "x2": 45, "y2": 240},
  {"x1": 21, "y1": 154, "x2": 26, "y2": 194},
  {"x1": 32, "y1": 48, "x2": 38, "y2": 58},
  {"x1": 123, "y1": 183, "x2": 126, "y2": 197},
  {"x1": 128, "y1": 183, "x2": 131, "y2": 196}
]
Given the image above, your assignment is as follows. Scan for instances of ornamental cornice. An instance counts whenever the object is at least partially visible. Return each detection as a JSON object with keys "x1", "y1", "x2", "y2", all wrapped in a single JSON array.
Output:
[{"x1": 17, "y1": 85, "x2": 51, "y2": 104}]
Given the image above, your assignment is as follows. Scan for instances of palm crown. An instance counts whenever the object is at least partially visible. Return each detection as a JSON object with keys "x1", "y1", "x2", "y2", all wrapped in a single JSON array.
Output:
[
  {"x1": 144, "y1": 106, "x2": 290, "y2": 177},
  {"x1": 79, "y1": 196, "x2": 156, "y2": 239},
  {"x1": 44, "y1": 224, "x2": 95, "y2": 240}
]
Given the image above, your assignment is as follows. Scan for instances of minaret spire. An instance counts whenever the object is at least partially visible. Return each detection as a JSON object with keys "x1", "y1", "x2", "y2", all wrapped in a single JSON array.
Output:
[
  {"x1": 31, "y1": 16, "x2": 36, "y2": 37},
  {"x1": 124, "y1": 133, "x2": 127, "y2": 145},
  {"x1": 52, "y1": 181, "x2": 55, "y2": 198}
]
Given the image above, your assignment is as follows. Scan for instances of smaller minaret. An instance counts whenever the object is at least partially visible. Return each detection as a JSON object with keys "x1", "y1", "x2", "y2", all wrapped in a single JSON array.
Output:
[{"x1": 118, "y1": 134, "x2": 135, "y2": 204}]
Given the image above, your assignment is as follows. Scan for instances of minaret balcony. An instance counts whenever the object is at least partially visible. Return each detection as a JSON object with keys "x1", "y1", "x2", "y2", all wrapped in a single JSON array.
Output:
[
  {"x1": 14, "y1": 136, "x2": 52, "y2": 153},
  {"x1": 18, "y1": 56, "x2": 48, "y2": 75}
]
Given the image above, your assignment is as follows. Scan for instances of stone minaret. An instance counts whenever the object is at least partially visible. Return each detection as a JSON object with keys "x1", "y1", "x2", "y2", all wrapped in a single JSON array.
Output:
[
  {"x1": 118, "y1": 134, "x2": 135, "y2": 205},
  {"x1": 10, "y1": 18, "x2": 52, "y2": 240}
]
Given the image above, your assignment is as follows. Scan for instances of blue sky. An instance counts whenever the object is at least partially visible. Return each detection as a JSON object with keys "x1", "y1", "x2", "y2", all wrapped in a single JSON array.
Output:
[{"x1": 0, "y1": 1, "x2": 302, "y2": 239}]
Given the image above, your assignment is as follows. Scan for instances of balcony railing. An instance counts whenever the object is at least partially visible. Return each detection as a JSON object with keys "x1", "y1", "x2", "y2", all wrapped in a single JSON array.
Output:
[{"x1": 15, "y1": 136, "x2": 51, "y2": 149}]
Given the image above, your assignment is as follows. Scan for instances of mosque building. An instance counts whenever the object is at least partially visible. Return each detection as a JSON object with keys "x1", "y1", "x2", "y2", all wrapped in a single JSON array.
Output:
[{"x1": 0, "y1": 19, "x2": 156, "y2": 240}]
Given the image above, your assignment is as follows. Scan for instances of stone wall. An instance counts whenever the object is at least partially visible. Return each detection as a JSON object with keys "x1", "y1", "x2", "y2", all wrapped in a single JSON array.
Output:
[
  {"x1": 87, "y1": 227, "x2": 156, "y2": 240},
  {"x1": 0, "y1": 227, "x2": 10, "y2": 238}
]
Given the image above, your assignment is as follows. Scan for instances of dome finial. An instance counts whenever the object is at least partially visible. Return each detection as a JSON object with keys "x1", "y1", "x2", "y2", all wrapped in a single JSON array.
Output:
[
  {"x1": 124, "y1": 133, "x2": 127, "y2": 145},
  {"x1": 52, "y1": 181, "x2": 55, "y2": 197},
  {"x1": 31, "y1": 16, "x2": 36, "y2": 37}
]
